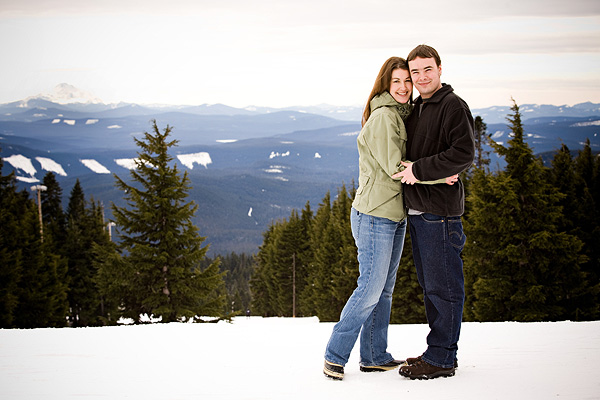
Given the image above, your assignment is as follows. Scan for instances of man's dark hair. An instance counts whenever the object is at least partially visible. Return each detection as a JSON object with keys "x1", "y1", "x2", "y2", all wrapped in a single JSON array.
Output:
[{"x1": 407, "y1": 45, "x2": 442, "y2": 67}]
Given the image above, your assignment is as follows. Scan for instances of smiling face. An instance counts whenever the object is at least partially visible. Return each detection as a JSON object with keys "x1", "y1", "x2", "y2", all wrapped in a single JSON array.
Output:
[
  {"x1": 389, "y1": 68, "x2": 412, "y2": 104},
  {"x1": 408, "y1": 56, "x2": 442, "y2": 99}
]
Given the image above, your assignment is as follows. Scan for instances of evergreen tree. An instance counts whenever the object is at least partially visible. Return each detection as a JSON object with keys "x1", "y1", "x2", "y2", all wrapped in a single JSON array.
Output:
[
  {"x1": 302, "y1": 191, "x2": 342, "y2": 321},
  {"x1": 41, "y1": 172, "x2": 67, "y2": 247},
  {"x1": 566, "y1": 140, "x2": 600, "y2": 318},
  {"x1": 96, "y1": 120, "x2": 226, "y2": 323},
  {"x1": 328, "y1": 184, "x2": 359, "y2": 317},
  {"x1": 464, "y1": 99, "x2": 585, "y2": 321},
  {"x1": 0, "y1": 157, "x2": 23, "y2": 327},
  {"x1": 63, "y1": 180, "x2": 113, "y2": 326},
  {"x1": 250, "y1": 224, "x2": 279, "y2": 316},
  {"x1": 200, "y1": 252, "x2": 255, "y2": 315},
  {"x1": 473, "y1": 116, "x2": 491, "y2": 171}
]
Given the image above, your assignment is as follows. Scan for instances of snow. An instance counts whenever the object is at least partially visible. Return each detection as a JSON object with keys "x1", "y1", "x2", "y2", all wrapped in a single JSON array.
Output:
[
  {"x1": 30, "y1": 83, "x2": 103, "y2": 105},
  {"x1": 80, "y1": 159, "x2": 111, "y2": 174},
  {"x1": 3, "y1": 154, "x2": 37, "y2": 176},
  {"x1": 36, "y1": 156, "x2": 67, "y2": 176},
  {"x1": 177, "y1": 152, "x2": 212, "y2": 169},
  {"x1": 0, "y1": 318, "x2": 598, "y2": 399},
  {"x1": 572, "y1": 120, "x2": 600, "y2": 127},
  {"x1": 15, "y1": 176, "x2": 39, "y2": 183},
  {"x1": 270, "y1": 151, "x2": 290, "y2": 159},
  {"x1": 115, "y1": 158, "x2": 139, "y2": 170}
]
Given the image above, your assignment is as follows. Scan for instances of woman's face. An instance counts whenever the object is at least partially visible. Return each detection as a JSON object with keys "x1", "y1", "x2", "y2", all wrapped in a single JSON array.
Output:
[{"x1": 389, "y1": 68, "x2": 412, "y2": 104}]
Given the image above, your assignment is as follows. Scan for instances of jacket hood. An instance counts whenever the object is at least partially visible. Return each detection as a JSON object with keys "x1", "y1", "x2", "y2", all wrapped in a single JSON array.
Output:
[{"x1": 370, "y1": 92, "x2": 412, "y2": 120}]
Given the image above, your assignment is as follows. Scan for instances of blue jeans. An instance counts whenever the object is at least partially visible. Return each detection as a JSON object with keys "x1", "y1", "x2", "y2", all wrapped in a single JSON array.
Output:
[
  {"x1": 324, "y1": 208, "x2": 406, "y2": 367},
  {"x1": 409, "y1": 213, "x2": 466, "y2": 369}
]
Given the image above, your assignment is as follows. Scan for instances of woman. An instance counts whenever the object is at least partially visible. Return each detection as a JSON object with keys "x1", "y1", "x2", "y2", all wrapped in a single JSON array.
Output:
[{"x1": 323, "y1": 57, "x2": 456, "y2": 380}]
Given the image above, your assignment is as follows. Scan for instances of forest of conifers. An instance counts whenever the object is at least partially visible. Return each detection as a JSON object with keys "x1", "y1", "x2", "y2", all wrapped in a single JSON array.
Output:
[{"x1": 1, "y1": 102, "x2": 598, "y2": 328}]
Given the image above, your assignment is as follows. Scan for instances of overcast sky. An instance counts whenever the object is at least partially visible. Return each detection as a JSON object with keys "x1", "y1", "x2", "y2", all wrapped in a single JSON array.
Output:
[{"x1": 1, "y1": 0, "x2": 599, "y2": 109}]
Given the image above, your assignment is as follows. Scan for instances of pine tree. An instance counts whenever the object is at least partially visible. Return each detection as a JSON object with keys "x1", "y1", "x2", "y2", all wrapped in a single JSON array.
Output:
[
  {"x1": 329, "y1": 184, "x2": 359, "y2": 316},
  {"x1": 302, "y1": 191, "x2": 341, "y2": 321},
  {"x1": 12, "y1": 190, "x2": 69, "y2": 328},
  {"x1": 41, "y1": 172, "x2": 67, "y2": 247},
  {"x1": 0, "y1": 157, "x2": 23, "y2": 327},
  {"x1": 473, "y1": 116, "x2": 491, "y2": 170},
  {"x1": 96, "y1": 120, "x2": 226, "y2": 323},
  {"x1": 62, "y1": 180, "x2": 113, "y2": 326},
  {"x1": 464, "y1": 99, "x2": 585, "y2": 321},
  {"x1": 250, "y1": 224, "x2": 279, "y2": 316}
]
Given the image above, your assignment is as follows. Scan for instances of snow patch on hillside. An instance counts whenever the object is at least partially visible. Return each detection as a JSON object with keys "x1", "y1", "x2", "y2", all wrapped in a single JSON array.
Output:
[
  {"x1": 36, "y1": 157, "x2": 67, "y2": 176},
  {"x1": 270, "y1": 151, "x2": 290, "y2": 159},
  {"x1": 3, "y1": 154, "x2": 36, "y2": 176},
  {"x1": 177, "y1": 152, "x2": 212, "y2": 169},
  {"x1": 80, "y1": 159, "x2": 110, "y2": 174},
  {"x1": 572, "y1": 120, "x2": 600, "y2": 127},
  {"x1": 115, "y1": 158, "x2": 139, "y2": 170}
]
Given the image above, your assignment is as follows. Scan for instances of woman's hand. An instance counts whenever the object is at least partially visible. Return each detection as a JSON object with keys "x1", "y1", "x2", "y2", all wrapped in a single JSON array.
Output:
[{"x1": 446, "y1": 174, "x2": 459, "y2": 185}]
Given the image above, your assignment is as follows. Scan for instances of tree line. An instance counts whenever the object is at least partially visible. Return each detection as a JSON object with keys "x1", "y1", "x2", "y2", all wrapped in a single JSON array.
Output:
[
  {"x1": 1, "y1": 101, "x2": 598, "y2": 328},
  {"x1": 250, "y1": 100, "x2": 600, "y2": 322},
  {"x1": 0, "y1": 121, "x2": 232, "y2": 328}
]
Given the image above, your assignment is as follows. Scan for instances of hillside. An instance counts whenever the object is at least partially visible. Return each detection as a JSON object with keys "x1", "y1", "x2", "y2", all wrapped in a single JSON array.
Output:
[{"x1": 1, "y1": 92, "x2": 599, "y2": 255}]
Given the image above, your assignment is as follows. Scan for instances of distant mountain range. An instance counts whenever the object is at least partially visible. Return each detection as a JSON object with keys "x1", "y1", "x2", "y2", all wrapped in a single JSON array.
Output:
[{"x1": 1, "y1": 84, "x2": 599, "y2": 255}]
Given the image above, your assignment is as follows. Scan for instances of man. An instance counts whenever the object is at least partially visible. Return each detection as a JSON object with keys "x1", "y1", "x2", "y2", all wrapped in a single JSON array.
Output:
[{"x1": 394, "y1": 45, "x2": 475, "y2": 380}]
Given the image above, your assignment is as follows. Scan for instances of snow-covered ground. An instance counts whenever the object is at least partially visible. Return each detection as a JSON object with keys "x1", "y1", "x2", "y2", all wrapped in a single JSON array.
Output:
[{"x1": 0, "y1": 317, "x2": 598, "y2": 399}]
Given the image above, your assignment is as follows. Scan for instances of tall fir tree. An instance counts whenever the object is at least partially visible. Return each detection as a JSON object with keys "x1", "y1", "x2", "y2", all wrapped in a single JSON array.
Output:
[
  {"x1": 96, "y1": 121, "x2": 226, "y2": 323},
  {"x1": 0, "y1": 157, "x2": 23, "y2": 327},
  {"x1": 63, "y1": 179, "x2": 114, "y2": 326},
  {"x1": 250, "y1": 224, "x2": 279, "y2": 316},
  {"x1": 41, "y1": 172, "x2": 67, "y2": 248},
  {"x1": 302, "y1": 191, "x2": 342, "y2": 321},
  {"x1": 464, "y1": 99, "x2": 585, "y2": 321}
]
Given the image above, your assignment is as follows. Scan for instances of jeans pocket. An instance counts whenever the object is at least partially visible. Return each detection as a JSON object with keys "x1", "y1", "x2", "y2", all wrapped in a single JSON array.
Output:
[{"x1": 448, "y1": 218, "x2": 466, "y2": 250}]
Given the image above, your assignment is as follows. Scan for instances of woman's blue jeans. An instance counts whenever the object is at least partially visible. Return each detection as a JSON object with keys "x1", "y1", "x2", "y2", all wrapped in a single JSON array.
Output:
[
  {"x1": 324, "y1": 208, "x2": 406, "y2": 367},
  {"x1": 409, "y1": 213, "x2": 466, "y2": 369}
]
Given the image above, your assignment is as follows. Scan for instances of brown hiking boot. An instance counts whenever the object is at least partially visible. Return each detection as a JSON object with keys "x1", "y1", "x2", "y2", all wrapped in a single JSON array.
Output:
[
  {"x1": 405, "y1": 355, "x2": 458, "y2": 368},
  {"x1": 399, "y1": 358, "x2": 455, "y2": 380}
]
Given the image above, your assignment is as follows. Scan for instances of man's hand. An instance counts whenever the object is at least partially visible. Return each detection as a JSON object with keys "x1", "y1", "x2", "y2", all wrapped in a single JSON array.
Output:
[{"x1": 391, "y1": 161, "x2": 418, "y2": 185}]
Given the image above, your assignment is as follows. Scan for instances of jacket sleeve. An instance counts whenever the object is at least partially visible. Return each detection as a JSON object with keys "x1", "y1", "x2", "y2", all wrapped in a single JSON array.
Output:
[
  {"x1": 412, "y1": 107, "x2": 475, "y2": 181},
  {"x1": 364, "y1": 112, "x2": 406, "y2": 178}
]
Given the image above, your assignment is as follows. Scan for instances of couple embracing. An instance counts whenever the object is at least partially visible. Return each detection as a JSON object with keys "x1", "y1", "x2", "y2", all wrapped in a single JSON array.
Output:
[{"x1": 323, "y1": 45, "x2": 476, "y2": 381}]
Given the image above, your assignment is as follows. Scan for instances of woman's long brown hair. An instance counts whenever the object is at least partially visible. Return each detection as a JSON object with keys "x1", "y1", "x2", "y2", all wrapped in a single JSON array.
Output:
[{"x1": 361, "y1": 57, "x2": 410, "y2": 127}]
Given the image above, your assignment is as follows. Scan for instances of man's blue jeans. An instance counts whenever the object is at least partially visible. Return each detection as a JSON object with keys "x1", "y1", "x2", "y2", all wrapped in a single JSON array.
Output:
[
  {"x1": 409, "y1": 213, "x2": 466, "y2": 369},
  {"x1": 324, "y1": 208, "x2": 406, "y2": 367}
]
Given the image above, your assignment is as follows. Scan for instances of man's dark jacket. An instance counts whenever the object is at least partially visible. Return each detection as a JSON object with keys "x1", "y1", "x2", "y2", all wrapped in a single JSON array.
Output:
[{"x1": 404, "y1": 84, "x2": 475, "y2": 216}]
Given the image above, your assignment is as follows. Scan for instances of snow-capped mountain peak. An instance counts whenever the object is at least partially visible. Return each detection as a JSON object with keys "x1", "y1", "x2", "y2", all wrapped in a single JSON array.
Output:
[{"x1": 23, "y1": 83, "x2": 103, "y2": 106}]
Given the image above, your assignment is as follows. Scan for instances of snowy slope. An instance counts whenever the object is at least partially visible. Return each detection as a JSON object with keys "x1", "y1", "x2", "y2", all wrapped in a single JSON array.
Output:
[{"x1": 0, "y1": 317, "x2": 598, "y2": 399}]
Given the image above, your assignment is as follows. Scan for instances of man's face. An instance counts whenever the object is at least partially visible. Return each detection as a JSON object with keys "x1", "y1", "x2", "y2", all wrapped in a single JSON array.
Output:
[{"x1": 408, "y1": 57, "x2": 442, "y2": 99}]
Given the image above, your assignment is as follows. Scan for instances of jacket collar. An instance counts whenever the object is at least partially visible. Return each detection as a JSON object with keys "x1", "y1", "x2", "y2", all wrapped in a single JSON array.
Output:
[{"x1": 414, "y1": 83, "x2": 453, "y2": 105}]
